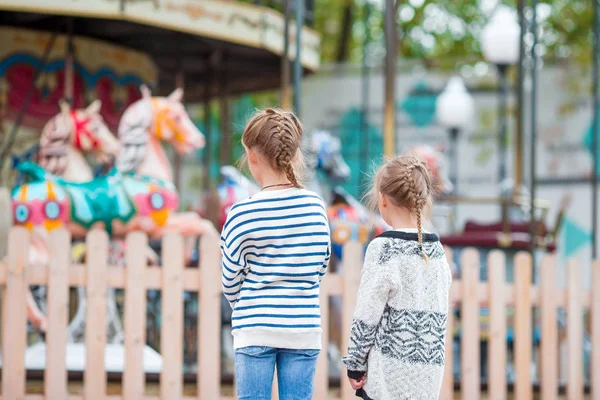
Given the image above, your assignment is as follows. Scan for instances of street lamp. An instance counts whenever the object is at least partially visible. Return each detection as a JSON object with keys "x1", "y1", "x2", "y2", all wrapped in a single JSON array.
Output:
[
  {"x1": 481, "y1": 5, "x2": 520, "y2": 185},
  {"x1": 436, "y1": 76, "x2": 475, "y2": 195}
]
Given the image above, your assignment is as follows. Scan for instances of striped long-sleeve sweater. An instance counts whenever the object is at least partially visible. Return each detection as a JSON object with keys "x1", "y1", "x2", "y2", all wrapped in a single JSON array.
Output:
[{"x1": 220, "y1": 187, "x2": 331, "y2": 350}]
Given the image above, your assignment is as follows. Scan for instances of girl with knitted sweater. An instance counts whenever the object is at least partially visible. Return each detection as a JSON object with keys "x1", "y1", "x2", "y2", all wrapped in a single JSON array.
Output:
[{"x1": 343, "y1": 155, "x2": 452, "y2": 400}]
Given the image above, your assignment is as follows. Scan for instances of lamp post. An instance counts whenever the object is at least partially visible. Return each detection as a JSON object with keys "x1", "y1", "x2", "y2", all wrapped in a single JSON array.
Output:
[
  {"x1": 481, "y1": 5, "x2": 520, "y2": 186},
  {"x1": 436, "y1": 76, "x2": 475, "y2": 196}
]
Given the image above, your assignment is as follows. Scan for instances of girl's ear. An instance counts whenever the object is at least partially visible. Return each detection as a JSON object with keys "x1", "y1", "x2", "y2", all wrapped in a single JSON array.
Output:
[
  {"x1": 379, "y1": 192, "x2": 387, "y2": 208},
  {"x1": 247, "y1": 148, "x2": 258, "y2": 165}
]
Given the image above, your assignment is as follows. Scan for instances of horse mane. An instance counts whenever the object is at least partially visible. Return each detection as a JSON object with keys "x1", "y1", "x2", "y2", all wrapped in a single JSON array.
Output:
[
  {"x1": 38, "y1": 114, "x2": 70, "y2": 176},
  {"x1": 116, "y1": 97, "x2": 153, "y2": 173}
]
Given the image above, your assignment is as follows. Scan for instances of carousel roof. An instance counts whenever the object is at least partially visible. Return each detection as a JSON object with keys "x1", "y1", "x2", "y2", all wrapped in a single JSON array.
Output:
[{"x1": 0, "y1": 0, "x2": 320, "y2": 100}]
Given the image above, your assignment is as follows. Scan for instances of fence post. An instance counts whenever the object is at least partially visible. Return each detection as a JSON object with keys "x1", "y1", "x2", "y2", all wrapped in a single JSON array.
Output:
[
  {"x1": 84, "y1": 229, "x2": 109, "y2": 400},
  {"x1": 2, "y1": 227, "x2": 29, "y2": 400},
  {"x1": 314, "y1": 269, "x2": 330, "y2": 399},
  {"x1": 592, "y1": 259, "x2": 600, "y2": 400},
  {"x1": 441, "y1": 247, "x2": 454, "y2": 400},
  {"x1": 45, "y1": 228, "x2": 71, "y2": 400},
  {"x1": 567, "y1": 259, "x2": 583, "y2": 400},
  {"x1": 124, "y1": 232, "x2": 148, "y2": 400},
  {"x1": 514, "y1": 252, "x2": 532, "y2": 400},
  {"x1": 540, "y1": 255, "x2": 558, "y2": 400},
  {"x1": 0, "y1": 187, "x2": 12, "y2": 354},
  {"x1": 161, "y1": 232, "x2": 184, "y2": 399},
  {"x1": 487, "y1": 250, "x2": 506, "y2": 400},
  {"x1": 461, "y1": 248, "x2": 480, "y2": 400},
  {"x1": 341, "y1": 242, "x2": 363, "y2": 400},
  {"x1": 198, "y1": 234, "x2": 222, "y2": 399}
]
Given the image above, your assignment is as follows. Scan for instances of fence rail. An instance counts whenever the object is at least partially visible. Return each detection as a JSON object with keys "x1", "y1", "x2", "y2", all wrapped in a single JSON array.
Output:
[{"x1": 0, "y1": 227, "x2": 599, "y2": 399}]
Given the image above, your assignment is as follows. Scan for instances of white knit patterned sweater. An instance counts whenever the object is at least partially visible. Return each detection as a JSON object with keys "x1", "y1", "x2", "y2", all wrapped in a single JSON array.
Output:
[{"x1": 343, "y1": 229, "x2": 451, "y2": 400}]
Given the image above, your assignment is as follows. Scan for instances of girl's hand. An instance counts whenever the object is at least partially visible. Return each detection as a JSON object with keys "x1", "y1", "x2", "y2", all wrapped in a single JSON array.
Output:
[{"x1": 348, "y1": 376, "x2": 366, "y2": 390}]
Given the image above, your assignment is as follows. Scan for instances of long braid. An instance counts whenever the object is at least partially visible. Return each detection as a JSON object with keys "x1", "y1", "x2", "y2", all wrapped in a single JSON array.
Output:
[{"x1": 406, "y1": 159, "x2": 430, "y2": 264}]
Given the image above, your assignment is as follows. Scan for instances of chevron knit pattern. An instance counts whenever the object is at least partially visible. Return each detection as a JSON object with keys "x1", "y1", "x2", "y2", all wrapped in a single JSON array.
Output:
[{"x1": 343, "y1": 230, "x2": 452, "y2": 400}]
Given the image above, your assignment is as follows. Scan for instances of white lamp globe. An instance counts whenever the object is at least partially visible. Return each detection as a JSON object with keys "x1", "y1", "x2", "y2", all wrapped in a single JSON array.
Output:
[
  {"x1": 481, "y1": 5, "x2": 520, "y2": 66},
  {"x1": 436, "y1": 76, "x2": 475, "y2": 130}
]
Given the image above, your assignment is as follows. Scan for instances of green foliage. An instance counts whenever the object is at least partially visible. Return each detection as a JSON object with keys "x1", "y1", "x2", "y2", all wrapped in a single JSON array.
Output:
[{"x1": 311, "y1": 0, "x2": 593, "y2": 68}]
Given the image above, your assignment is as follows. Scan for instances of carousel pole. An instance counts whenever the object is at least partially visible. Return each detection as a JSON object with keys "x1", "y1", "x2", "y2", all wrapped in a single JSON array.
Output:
[
  {"x1": 281, "y1": 0, "x2": 292, "y2": 110},
  {"x1": 383, "y1": 0, "x2": 397, "y2": 157},
  {"x1": 360, "y1": 1, "x2": 371, "y2": 188},
  {"x1": 592, "y1": 0, "x2": 599, "y2": 257},
  {"x1": 293, "y1": 0, "x2": 304, "y2": 117},
  {"x1": 219, "y1": 64, "x2": 232, "y2": 166},
  {"x1": 203, "y1": 65, "x2": 213, "y2": 192},
  {"x1": 65, "y1": 18, "x2": 74, "y2": 104},
  {"x1": 529, "y1": 0, "x2": 538, "y2": 255},
  {"x1": 174, "y1": 69, "x2": 184, "y2": 191},
  {"x1": 516, "y1": 0, "x2": 526, "y2": 192}
]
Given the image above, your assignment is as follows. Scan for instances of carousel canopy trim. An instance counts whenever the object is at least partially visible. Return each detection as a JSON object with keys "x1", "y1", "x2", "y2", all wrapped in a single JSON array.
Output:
[{"x1": 0, "y1": 0, "x2": 320, "y2": 71}]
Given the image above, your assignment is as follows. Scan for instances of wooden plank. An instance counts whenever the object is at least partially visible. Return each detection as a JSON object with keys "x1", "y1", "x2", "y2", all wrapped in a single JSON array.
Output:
[
  {"x1": 314, "y1": 268, "x2": 330, "y2": 400},
  {"x1": 198, "y1": 235, "x2": 222, "y2": 399},
  {"x1": 593, "y1": 260, "x2": 600, "y2": 400},
  {"x1": 123, "y1": 232, "x2": 148, "y2": 400},
  {"x1": 540, "y1": 255, "x2": 558, "y2": 400},
  {"x1": 514, "y1": 252, "x2": 532, "y2": 400},
  {"x1": 487, "y1": 250, "x2": 506, "y2": 400},
  {"x1": 460, "y1": 248, "x2": 480, "y2": 400},
  {"x1": 84, "y1": 229, "x2": 109, "y2": 399},
  {"x1": 161, "y1": 233, "x2": 184, "y2": 399},
  {"x1": 341, "y1": 242, "x2": 363, "y2": 400},
  {"x1": 2, "y1": 227, "x2": 29, "y2": 400},
  {"x1": 567, "y1": 259, "x2": 583, "y2": 400},
  {"x1": 44, "y1": 229, "x2": 71, "y2": 400},
  {"x1": 0, "y1": 187, "x2": 11, "y2": 353},
  {"x1": 440, "y1": 248, "x2": 454, "y2": 400}
]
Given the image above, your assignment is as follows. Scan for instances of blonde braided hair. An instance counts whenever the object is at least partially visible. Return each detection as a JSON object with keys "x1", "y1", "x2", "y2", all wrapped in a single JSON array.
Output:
[
  {"x1": 368, "y1": 155, "x2": 435, "y2": 263},
  {"x1": 241, "y1": 108, "x2": 305, "y2": 188}
]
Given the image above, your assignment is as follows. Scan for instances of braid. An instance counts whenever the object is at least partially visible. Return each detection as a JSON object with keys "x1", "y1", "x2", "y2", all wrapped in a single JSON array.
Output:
[
  {"x1": 267, "y1": 108, "x2": 303, "y2": 188},
  {"x1": 406, "y1": 160, "x2": 430, "y2": 265}
]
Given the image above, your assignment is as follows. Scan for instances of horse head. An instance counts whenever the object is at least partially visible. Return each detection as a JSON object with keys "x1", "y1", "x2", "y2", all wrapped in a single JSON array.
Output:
[
  {"x1": 39, "y1": 100, "x2": 120, "y2": 175},
  {"x1": 143, "y1": 85, "x2": 205, "y2": 155},
  {"x1": 310, "y1": 130, "x2": 351, "y2": 183},
  {"x1": 403, "y1": 144, "x2": 453, "y2": 196}
]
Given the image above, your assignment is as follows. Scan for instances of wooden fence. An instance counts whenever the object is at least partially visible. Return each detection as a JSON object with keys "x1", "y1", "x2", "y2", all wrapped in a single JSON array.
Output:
[{"x1": 0, "y1": 227, "x2": 599, "y2": 399}]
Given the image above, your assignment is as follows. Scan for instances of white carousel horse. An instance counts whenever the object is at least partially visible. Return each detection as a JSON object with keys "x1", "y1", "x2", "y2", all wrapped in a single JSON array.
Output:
[{"x1": 116, "y1": 85, "x2": 217, "y2": 239}]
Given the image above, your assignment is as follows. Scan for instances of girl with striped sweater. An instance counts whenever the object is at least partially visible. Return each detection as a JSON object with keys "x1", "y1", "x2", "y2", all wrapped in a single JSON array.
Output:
[{"x1": 221, "y1": 108, "x2": 331, "y2": 400}]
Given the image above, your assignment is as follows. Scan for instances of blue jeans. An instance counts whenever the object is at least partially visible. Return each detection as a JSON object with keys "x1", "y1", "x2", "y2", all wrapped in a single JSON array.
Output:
[{"x1": 235, "y1": 346, "x2": 320, "y2": 400}]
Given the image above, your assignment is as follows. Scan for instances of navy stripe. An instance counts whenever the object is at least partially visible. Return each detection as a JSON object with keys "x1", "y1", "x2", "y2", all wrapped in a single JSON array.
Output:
[
  {"x1": 222, "y1": 280, "x2": 242, "y2": 289},
  {"x1": 232, "y1": 313, "x2": 320, "y2": 320},
  {"x1": 234, "y1": 304, "x2": 320, "y2": 311},
  {"x1": 248, "y1": 270, "x2": 320, "y2": 277},
  {"x1": 245, "y1": 251, "x2": 327, "y2": 259},
  {"x1": 224, "y1": 202, "x2": 325, "y2": 231},
  {"x1": 237, "y1": 294, "x2": 319, "y2": 302},
  {"x1": 232, "y1": 241, "x2": 329, "y2": 252},
  {"x1": 244, "y1": 278, "x2": 317, "y2": 285},
  {"x1": 240, "y1": 284, "x2": 318, "y2": 292},
  {"x1": 230, "y1": 194, "x2": 322, "y2": 213},
  {"x1": 248, "y1": 260, "x2": 324, "y2": 268},
  {"x1": 231, "y1": 232, "x2": 330, "y2": 257},
  {"x1": 227, "y1": 221, "x2": 328, "y2": 249},
  {"x1": 224, "y1": 289, "x2": 241, "y2": 297},
  {"x1": 232, "y1": 323, "x2": 321, "y2": 331}
]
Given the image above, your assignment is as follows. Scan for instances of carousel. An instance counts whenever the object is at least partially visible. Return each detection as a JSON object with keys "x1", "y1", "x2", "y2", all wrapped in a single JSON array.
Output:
[{"x1": 0, "y1": 0, "x2": 319, "y2": 378}]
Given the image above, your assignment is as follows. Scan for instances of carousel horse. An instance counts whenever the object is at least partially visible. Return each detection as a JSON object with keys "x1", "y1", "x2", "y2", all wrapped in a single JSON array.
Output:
[
  {"x1": 116, "y1": 85, "x2": 217, "y2": 238},
  {"x1": 19, "y1": 100, "x2": 122, "y2": 332}
]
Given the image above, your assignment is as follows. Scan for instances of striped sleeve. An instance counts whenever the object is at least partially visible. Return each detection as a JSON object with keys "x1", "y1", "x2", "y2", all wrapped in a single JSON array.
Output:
[{"x1": 221, "y1": 208, "x2": 246, "y2": 307}]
